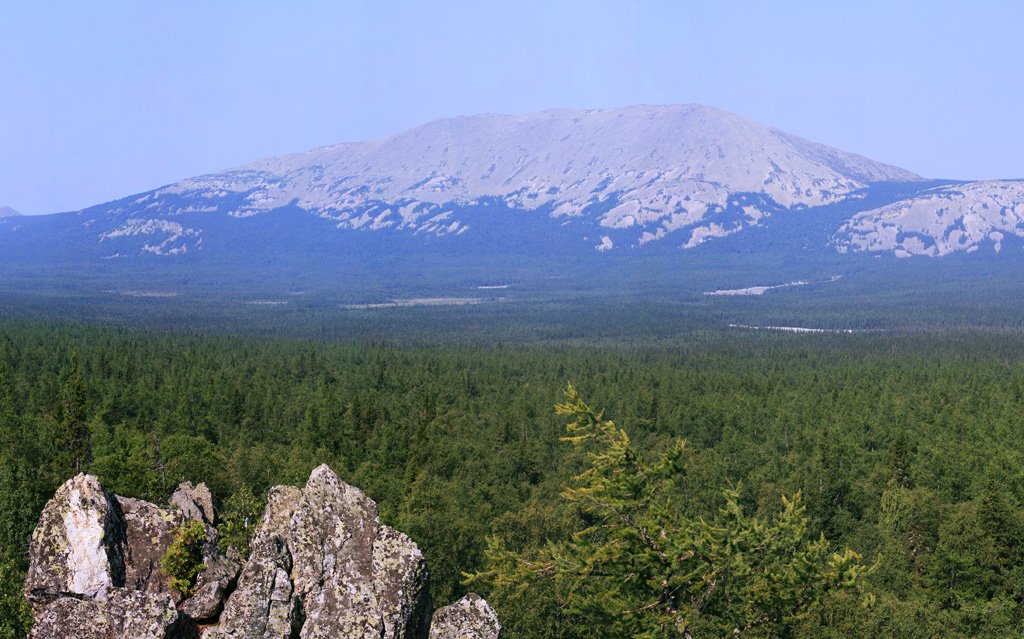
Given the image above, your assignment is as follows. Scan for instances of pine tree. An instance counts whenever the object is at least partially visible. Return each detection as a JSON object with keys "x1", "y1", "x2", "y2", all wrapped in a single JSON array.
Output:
[
  {"x1": 218, "y1": 485, "x2": 263, "y2": 560},
  {"x1": 55, "y1": 351, "x2": 90, "y2": 473}
]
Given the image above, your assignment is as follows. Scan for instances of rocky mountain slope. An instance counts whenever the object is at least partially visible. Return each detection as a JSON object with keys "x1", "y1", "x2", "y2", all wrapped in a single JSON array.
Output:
[
  {"x1": 834, "y1": 180, "x2": 1024, "y2": 257},
  {"x1": 24, "y1": 466, "x2": 501, "y2": 639},
  {"x1": 0, "y1": 205, "x2": 21, "y2": 217}
]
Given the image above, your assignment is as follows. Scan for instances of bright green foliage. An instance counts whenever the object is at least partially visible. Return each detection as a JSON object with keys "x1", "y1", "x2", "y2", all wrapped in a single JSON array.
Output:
[
  {"x1": 218, "y1": 485, "x2": 263, "y2": 560},
  {"x1": 161, "y1": 520, "x2": 207, "y2": 597},
  {"x1": 474, "y1": 386, "x2": 869, "y2": 638}
]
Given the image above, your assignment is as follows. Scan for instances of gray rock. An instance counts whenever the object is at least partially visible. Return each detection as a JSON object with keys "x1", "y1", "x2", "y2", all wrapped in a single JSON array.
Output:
[
  {"x1": 29, "y1": 589, "x2": 195, "y2": 639},
  {"x1": 429, "y1": 594, "x2": 502, "y2": 639},
  {"x1": 24, "y1": 474, "x2": 127, "y2": 606},
  {"x1": 207, "y1": 466, "x2": 434, "y2": 639},
  {"x1": 166, "y1": 482, "x2": 241, "y2": 617},
  {"x1": 170, "y1": 481, "x2": 216, "y2": 525},
  {"x1": 179, "y1": 542, "x2": 241, "y2": 622},
  {"x1": 290, "y1": 464, "x2": 385, "y2": 639}
]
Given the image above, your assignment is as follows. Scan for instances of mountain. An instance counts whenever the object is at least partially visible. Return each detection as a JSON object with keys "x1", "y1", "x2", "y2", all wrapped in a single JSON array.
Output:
[
  {"x1": 0, "y1": 205, "x2": 21, "y2": 217},
  {"x1": 85, "y1": 104, "x2": 920, "y2": 256},
  {"x1": 2, "y1": 104, "x2": 1024, "y2": 304}
]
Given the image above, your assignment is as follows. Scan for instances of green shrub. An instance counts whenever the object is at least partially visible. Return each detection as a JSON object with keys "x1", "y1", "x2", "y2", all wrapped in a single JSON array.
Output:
[{"x1": 161, "y1": 520, "x2": 207, "y2": 597}]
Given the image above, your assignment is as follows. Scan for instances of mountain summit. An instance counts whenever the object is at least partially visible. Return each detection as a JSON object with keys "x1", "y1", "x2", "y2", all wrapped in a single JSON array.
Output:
[{"x1": 0, "y1": 205, "x2": 22, "y2": 217}]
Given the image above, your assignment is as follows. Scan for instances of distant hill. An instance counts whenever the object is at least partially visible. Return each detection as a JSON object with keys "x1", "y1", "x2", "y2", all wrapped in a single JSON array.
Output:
[{"x1": 0, "y1": 205, "x2": 21, "y2": 218}]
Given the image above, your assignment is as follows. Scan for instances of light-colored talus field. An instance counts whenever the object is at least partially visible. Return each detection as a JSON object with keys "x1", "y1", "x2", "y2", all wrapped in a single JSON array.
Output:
[
  {"x1": 834, "y1": 180, "x2": 1024, "y2": 257},
  {"x1": 96, "y1": 104, "x2": 919, "y2": 254}
]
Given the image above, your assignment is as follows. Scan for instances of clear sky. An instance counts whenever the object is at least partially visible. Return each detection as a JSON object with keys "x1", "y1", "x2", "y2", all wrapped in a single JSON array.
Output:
[{"x1": 3, "y1": 1, "x2": 1022, "y2": 215}]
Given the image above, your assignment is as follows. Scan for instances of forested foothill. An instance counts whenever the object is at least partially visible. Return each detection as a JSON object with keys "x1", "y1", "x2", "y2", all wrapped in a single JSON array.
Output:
[{"x1": 4, "y1": 316, "x2": 1024, "y2": 637}]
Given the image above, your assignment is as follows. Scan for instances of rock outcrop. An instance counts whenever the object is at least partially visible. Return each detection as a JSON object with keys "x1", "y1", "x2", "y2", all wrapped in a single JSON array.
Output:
[
  {"x1": 171, "y1": 481, "x2": 217, "y2": 525},
  {"x1": 24, "y1": 474, "x2": 235, "y2": 638},
  {"x1": 207, "y1": 465, "x2": 433, "y2": 639},
  {"x1": 24, "y1": 466, "x2": 498, "y2": 639},
  {"x1": 118, "y1": 495, "x2": 187, "y2": 597},
  {"x1": 205, "y1": 485, "x2": 303, "y2": 639}
]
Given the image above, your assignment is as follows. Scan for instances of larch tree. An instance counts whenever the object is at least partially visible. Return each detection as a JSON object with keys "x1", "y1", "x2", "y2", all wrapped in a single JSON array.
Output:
[{"x1": 473, "y1": 386, "x2": 870, "y2": 639}]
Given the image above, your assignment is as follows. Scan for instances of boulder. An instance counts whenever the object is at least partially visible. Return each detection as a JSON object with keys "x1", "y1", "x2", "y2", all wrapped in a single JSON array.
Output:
[
  {"x1": 429, "y1": 594, "x2": 502, "y2": 639},
  {"x1": 24, "y1": 474, "x2": 127, "y2": 605}
]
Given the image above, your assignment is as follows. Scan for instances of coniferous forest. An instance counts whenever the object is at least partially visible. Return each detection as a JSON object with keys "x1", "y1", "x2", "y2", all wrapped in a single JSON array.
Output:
[{"x1": 4, "y1": 319, "x2": 1024, "y2": 636}]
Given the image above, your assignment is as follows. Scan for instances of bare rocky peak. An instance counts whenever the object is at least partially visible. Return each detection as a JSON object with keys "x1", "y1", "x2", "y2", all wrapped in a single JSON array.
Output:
[
  {"x1": 0, "y1": 205, "x2": 21, "y2": 217},
  {"x1": 24, "y1": 466, "x2": 498, "y2": 639}
]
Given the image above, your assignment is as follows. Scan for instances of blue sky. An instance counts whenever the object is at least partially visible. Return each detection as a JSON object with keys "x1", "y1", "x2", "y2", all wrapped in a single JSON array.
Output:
[{"x1": 3, "y1": 1, "x2": 1022, "y2": 214}]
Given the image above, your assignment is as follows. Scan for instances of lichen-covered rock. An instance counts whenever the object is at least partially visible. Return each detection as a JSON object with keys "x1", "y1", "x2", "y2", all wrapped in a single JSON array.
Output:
[
  {"x1": 179, "y1": 578, "x2": 224, "y2": 621},
  {"x1": 171, "y1": 481, "x2": 216, "y2": 525},
  {"x1": 118, "y1": 489, "x2": 240, "y2": 618},
  {"x1": 204, "y1": 485, "x2": 303, "y2": 639},
  {"x1": 290, "y1": 464, "x2": 385, "y2": 639},
  {"x1": 375, "y1": 525, "x2": 432, "y2": 639},
  {"x1": 29, "y1": 589, "x2": 194, "y2": 639},
  {"x1": 165, "y1": 481, "x2": 241, "y2": 617},
  {"x1": 428, "y1": 594, "x2": 501, "y2": 639},
  {"x1": 24, "y1": 474, "x2": 127, "y2": 605},
  {"x1": 118, "y1": 496, "x2": 184, "y2": 598},
  {"x1": 207, "y1": 466, "x2": 434, "y2": 639}
]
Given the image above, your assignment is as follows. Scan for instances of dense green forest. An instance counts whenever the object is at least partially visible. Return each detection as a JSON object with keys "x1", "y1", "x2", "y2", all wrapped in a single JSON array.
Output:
[{"x1": 4, "y1": 320, "x2": 1024, "y2": 636}]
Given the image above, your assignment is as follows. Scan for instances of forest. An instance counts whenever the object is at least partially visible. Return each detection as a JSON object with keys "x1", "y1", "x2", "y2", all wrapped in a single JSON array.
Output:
[{"x1": 4, "y1": 319, "x2": 1024, "y2": 637}]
